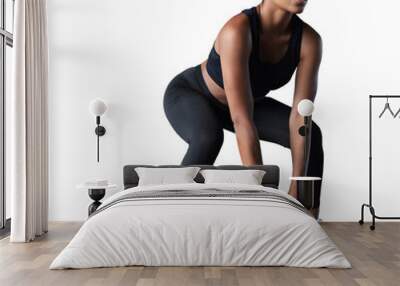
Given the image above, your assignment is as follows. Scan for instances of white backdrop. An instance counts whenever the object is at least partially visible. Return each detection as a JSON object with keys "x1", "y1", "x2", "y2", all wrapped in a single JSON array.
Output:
[{"x1": 47, "y1": 0, "x2": 400, "y2": 221}]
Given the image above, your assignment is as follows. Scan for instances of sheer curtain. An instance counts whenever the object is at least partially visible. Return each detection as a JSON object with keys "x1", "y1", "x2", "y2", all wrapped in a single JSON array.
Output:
[{"x1": 9, "y1": 0, "x2": 48, "y2": 242}]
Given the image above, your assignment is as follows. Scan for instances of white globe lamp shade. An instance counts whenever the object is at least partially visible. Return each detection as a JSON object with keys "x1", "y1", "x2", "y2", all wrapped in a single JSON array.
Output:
[
  {"x1": 89, "y1": 99, "x2": 107, "y2": 116},
  {"x1": 297, "y1": 99, "x2": 314, "y2": 117}
]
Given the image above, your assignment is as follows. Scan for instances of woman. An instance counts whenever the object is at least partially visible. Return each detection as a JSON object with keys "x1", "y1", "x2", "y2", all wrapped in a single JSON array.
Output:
[{"x1": 163, "y1": 0, "x2": 323, "y2": 216}]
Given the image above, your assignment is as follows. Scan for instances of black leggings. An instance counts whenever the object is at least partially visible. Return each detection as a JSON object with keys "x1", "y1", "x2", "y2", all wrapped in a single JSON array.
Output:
[{"x1": 163, "y1": 65, "x2": 324, "y2": 207}]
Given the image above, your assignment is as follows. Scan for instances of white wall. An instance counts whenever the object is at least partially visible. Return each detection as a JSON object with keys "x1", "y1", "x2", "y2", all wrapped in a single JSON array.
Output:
[{"x1": 48, "y1": 0, "x2": 400, "y2": 221}]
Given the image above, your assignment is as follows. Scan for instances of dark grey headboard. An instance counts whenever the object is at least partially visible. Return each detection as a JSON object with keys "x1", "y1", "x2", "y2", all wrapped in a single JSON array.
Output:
[{"x1": 123, "y1": 165, "x2": 280, "y2": 189}]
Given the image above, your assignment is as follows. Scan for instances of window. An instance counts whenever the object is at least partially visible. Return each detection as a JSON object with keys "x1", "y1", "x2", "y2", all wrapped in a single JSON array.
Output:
[{"x1": 0, "y1": 0, "x2": 14, "y2": 234}]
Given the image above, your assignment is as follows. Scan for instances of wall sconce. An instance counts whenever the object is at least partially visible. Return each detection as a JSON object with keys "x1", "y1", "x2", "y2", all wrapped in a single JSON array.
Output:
[
  {"x1": 89, "y1": 99, "x2": 107, "y2": 162},
  {"x1": 291, "y1": 99, "x2": 321, "y2": 211}
]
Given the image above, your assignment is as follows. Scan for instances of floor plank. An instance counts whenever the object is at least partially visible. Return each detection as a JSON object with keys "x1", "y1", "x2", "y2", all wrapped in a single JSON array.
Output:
[{"x1": 0, "y1": 222, "x2": 399, "y2": 286}]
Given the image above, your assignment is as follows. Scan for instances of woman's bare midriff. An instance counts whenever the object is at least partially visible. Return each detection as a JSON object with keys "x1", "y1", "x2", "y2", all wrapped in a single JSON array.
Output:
[{"x1": 201, "y1": 61, "x2": 229, "y2": 106}]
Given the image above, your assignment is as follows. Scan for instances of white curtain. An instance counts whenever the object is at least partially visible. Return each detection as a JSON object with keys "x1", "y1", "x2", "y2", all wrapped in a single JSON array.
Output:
[{"x1": 10, "y1": 0, "x2": 48, "y2": 242}]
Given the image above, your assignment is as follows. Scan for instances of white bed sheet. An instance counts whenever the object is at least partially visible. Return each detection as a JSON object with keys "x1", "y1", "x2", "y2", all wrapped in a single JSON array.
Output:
[{"x1": 50, "y1": 183, "x2": 350, "y2": 269}]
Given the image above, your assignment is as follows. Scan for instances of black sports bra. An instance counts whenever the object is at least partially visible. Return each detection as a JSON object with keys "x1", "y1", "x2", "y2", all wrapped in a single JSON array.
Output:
[{"x1": 206, "y1": 7, "x2": 304, "y2": 99}]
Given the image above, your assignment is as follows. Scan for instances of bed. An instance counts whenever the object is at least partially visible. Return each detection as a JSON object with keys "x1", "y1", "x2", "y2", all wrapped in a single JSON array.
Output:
[{"x1": 50, "y1": 165, "x2": 350, "y2": 269}]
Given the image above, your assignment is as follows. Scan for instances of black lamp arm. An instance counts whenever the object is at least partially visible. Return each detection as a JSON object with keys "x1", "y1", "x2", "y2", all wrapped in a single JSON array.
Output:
[{"x1": 94, "y1": 116, "x2": 106, "y2": 162}]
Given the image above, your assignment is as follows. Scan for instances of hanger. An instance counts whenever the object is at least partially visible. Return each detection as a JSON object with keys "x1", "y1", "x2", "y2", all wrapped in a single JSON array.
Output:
[{"x1": 379, "y1": 97, "x2": 395, "y2": 118}]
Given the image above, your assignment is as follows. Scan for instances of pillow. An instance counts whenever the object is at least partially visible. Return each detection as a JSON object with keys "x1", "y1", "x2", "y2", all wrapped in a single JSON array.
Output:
[
  {"x1": 135, "y1": 167, "x2": 200, "y2": 186},
  {"x1": 200, "y1": 169, "x2": 266, "y2": 185}
]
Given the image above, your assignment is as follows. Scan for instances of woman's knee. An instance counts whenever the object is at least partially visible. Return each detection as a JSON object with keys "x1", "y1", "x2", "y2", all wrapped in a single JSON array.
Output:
[
  {"x1": 191, "y1": 130, "x2": 224, "y2": 151},
  {"x1": 184, "y1": 130, "x2": 224, "y2": 164}
]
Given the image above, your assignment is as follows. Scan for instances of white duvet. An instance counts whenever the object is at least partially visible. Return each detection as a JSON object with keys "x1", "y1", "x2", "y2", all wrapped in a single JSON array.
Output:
[{"x1": 50, "y1": 183, "x2": 350, "y2": 269}]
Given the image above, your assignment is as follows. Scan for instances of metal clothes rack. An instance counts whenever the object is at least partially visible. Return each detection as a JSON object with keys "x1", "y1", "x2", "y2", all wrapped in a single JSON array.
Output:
[{"x1": 359, "y1": 95, "x2": 400, "y2": 230}]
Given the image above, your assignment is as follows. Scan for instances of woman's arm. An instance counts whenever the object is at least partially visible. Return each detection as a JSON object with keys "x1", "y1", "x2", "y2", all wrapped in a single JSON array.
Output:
[
  {"x1": 289, "y1": 24, "x2": 322, "y2": 197},
  {"x1": 218, "y1": 17, "x2": 263, "y2": 166}
]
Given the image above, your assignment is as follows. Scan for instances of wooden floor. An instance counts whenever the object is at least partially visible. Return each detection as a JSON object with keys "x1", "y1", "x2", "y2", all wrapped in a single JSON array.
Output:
[{"x1": 0, "y1": 222, "x2": 399, "y2": 286}]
